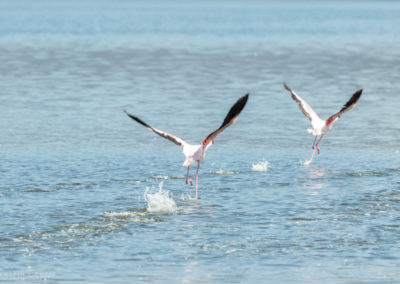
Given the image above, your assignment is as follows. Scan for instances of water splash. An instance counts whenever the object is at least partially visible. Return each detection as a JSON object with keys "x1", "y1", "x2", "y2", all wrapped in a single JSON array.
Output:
[
  {"x1": 144, "y1": 182, "x2": 178, "y2": 214},
  {"x1": 251, "y1": 160, "x2": 270, "y2": 172}
]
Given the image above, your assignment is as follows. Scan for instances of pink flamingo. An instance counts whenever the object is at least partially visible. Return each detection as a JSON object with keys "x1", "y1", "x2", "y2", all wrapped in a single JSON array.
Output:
[
  {"x1": 283, "y1": 82, "x2": 362, "y2": 165},
  {"x1": 124, "y1": 94, "x2": 249, "y2": 199}
]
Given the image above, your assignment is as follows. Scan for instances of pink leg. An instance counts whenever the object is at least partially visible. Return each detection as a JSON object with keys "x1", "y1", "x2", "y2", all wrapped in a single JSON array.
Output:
[
  {"x1": 185, "y1": 166, "x2": 193, "y2": 186},
  {"x1": 195, "y1": 162, "x2": 200, "y2": 199},
  {"x1": 315, "y1": 135, "x2": 324, "y2": 155},
  {"x1": 305, "y1": 135, "x2": 319, "y2": 165},
  {"x1": 305, "y1": 135, "x2": 325, "y2": 165},
  {"x1": 186, "y1": 167, "x2": 190, "y2": 184},
  {"x1": 312, "y1": 135, "x2": 318, "y2": 149},
  {"x1": 304, "y1": 147, "x2": 317, "y2": 165},
  {"x1": 186, "y1": 167, "x2": 189, "y2": 184}
]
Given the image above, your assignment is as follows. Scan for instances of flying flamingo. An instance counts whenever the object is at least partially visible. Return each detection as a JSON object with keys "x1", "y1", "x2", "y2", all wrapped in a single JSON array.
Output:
[
  {"x1": 124, "y1": 94, "x2": 249, "y2": 199},
  {"x1": 283, "y1": 82, "x2": 362, "y2": 165}
]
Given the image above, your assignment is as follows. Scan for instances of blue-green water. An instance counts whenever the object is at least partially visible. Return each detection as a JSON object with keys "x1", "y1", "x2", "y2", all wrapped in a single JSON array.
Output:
[{"x1": 1, "y1": 1, "x2": 400, "y2": 283}]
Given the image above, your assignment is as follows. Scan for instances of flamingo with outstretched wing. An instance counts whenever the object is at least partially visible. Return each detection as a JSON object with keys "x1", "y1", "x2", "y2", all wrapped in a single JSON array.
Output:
[
  {"x1": 283, "y1": 82, "x2": 362, "y2": 165},
  {"x1": 124, "y1": 94, "x2": 249, "y2": 199}
]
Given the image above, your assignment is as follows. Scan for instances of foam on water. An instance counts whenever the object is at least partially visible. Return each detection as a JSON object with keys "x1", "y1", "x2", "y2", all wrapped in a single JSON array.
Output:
[
  {"x1": 101, "y1": 210, "x2": 160, "y2": 223},
  {"x1": 101, "y1": 211, "x2": 138, "y2": 217},
  {"x1": 299, "y1": 160, "x2": 307, "y2": 166},
  {"x1": 179, "y1": 192, "x2": 199, "y2": 201},
  {"x1": 251, "y1": 160, "x2": 270, "y2": 172},
  {"x1": 214, "y1": 169, "x2": 235, "y2": 175},
  {"x1": 144, "y1": 182, "x2": 178, "y2": 214},
  {"x1": 153, "y1": 175, "x2": 184, "y2": 180},
  {"x1": 115, "y1": 179, "x2": 142, "y2": 184}
]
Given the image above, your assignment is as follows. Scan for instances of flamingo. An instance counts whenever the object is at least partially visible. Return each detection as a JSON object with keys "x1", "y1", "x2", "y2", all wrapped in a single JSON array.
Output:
[
  {"x1": 124, "y1": 94, "x2": 249, "y2": 199},
  {"x1": 283, "y1": 82, "x2": 362, "y2": 165}
]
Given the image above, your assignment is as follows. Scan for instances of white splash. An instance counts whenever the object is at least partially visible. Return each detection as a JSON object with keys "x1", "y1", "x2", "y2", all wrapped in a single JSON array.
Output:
[
  {"x1": 251, "y1": 160, "x2": 270, "y2": 172},
  {"x1": 144, "y1": 182, "x2": 178, "y2": 214}
]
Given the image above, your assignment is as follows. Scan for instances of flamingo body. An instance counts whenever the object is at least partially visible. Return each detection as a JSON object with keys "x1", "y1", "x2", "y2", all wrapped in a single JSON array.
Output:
[{"x1": 181, "y1": 143, "x2": 203, "y2": 166}]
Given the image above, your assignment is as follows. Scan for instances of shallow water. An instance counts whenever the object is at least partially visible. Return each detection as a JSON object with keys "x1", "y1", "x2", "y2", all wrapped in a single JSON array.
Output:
[{"x1": 1, "y1": 0, "x2": 400, "y2": 283}]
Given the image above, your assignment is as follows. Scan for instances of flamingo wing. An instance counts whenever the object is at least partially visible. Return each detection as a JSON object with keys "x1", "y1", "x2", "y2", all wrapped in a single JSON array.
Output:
[
  {"x1": 326, "y1": 88, "x2": 363, "y2": 125},
  {"x1": 124, "y1": 110, "x2": 186, "y2": 146},
  {"x1": 201, "y1": 93, "x2": 249, "y2": 148},
  {"x1": 283, "y1": 82, "x2": 324, "y2": 128}
]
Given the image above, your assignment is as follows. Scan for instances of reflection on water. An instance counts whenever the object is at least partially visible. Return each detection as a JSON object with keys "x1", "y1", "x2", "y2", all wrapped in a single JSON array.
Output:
[{"x1": 304, "y1": 166, "x2": 327, "y2": 190}]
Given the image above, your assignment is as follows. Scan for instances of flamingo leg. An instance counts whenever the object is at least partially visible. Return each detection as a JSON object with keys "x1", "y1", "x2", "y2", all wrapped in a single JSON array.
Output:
[
  {"x1": 305, "y1": 135, "x2": 325, "y2": 165},
  {"x1": 304, "y1": 147, "x2": 317, "y2": 165},
  {"x1": 312, "y1": 135, "x2": 318, "y2": 149},
  {"x1": 186, "y1": 167, "x2": 193, "y2": 185},
  {"x1": 195, "y1": 161, "x2": 200, "y2": 199},
  {"x1": 315, "y1": 135, "x2": 324, "y2": 155},
  {"x1": 305, "y1": 135, "x2": 319, "y2": 165}
]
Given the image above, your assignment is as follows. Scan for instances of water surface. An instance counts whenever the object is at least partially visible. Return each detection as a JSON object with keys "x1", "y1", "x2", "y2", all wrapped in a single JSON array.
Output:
[{"x1": 1, "y1": 1, "x2": 400, "y2": 283}]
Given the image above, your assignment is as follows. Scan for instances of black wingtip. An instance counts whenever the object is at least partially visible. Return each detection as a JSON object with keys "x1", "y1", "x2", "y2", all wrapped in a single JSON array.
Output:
[
  {"x1": 282, "y1": 82, "x2": 291, "y2": 92},
  {"x1": 233, "y1": 93, "x2": 249, "y2": 110},
  {"x1": 238, "y1": 93, "x2": 250, "y2": 111},
  {"x1": 203, "y1": 93, "x2": 249, "y2": 143},
  {"x1": 242, "y1": 93, "x2": 249, "y2": 103},
  {"x1": 124, "y1": 110, "x2": 152, "y2": 129},
  {"x1": 219, "y1": 93, "x2": 249, "y2": 128},
  {"x1": 339, "y1": 88, "x2": 363, "y2": 112},
  {"x1": 352, "y1": 88, "x2": 363, "y2": 100}
]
